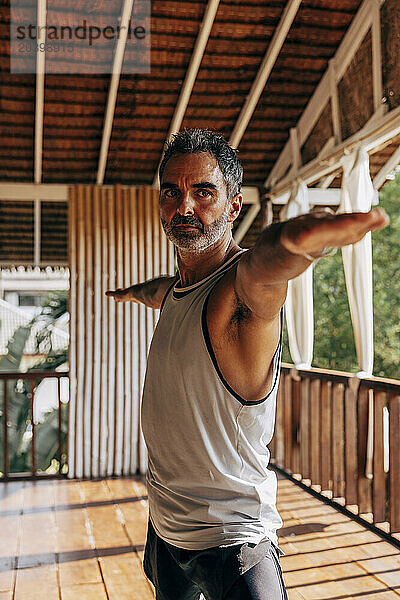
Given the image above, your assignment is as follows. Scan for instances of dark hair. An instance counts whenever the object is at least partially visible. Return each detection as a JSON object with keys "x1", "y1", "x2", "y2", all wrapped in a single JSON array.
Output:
[{"x1": 159, "y1": 128, "x2": 243, "y2": 199}]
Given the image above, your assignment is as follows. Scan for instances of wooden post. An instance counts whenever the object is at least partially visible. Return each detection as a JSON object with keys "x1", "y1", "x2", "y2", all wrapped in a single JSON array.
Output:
[
  {"x1": 344, "y1": 377, "x2": 360, "y2": 505},
  {"x1": 320, "y1": 379, "x2": 331, "y2": 492},
  {"x1": 388, "y1": 393, "x2": 400, "y2": 532},
  {"x1": 372, "y1": 390, "x2": 386, "y2": 523},
  {"x1": 357, "y1": 385, "x2": 372, "y2": 514},
  {"x1": 300, "y1": 376, "x2": 310, "y2": 479},
  {"x1": 310, "y1": 378, "x2": 321, "y2": 486}
]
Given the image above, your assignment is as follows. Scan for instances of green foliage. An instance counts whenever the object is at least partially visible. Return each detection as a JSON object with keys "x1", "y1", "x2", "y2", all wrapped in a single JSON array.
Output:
[
  {"x1": 0, "y1": 291, "x2": 68, "y2": 475},
  {"x1": 282, "y1": 173, "x2": 400, "y2": 380}
]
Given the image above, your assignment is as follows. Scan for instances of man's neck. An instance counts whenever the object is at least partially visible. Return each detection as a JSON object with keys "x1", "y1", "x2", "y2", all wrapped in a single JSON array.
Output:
[{"x1": 176, "y1": 233, "x2": 242, "y2": 287}]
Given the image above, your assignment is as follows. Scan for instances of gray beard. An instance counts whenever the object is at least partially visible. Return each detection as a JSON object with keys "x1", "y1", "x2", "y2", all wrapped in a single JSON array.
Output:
[{"x1": 161, "y1": 207, "x2": 230, "y2": 253}]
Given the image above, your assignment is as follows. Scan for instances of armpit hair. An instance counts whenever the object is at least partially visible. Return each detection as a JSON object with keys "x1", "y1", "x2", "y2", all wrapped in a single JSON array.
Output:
[{"x1": 229, "y1": 291, "x2": 252, "y2": 334}]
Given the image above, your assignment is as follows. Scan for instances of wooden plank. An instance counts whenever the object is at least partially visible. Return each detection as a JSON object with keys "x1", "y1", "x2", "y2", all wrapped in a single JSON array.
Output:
[
  {"x1": 373, "y1": 390, "x2": 387, "y2": 523},
  {"x1": 55, "y1": 480, "x2": 103, "y2": 592},
  {"x1": 332, "y1": 382, "x2": 345, "y2": 499},
  {"x1": 61, "y1": 583, "x2": 108, "y2": 600},
  {"x1": 273, "y1": 377, "x2": 285, "y2": 467},
  {"x1": 99, "y1": 187, "x2": 110, "y2": 477},
  {"x1": 319, "y1": 379, "x2": 331, "y2": 491},
  {"x1": 283, "y1": 374, "x2": 292, "y2": 473},
  {"x1": 114, "y1": 184, "x2": 124, "y2": 476},
  {"x1": 389, "y1": 393, "x2": 400, "y2": 532},
  {"x1": 14, "y1": 482, "x2": 59, "y2": 600},
  {"x1": 107, "y1": 187, "x2": 116, "y2": 476},
  {"x1": 344, "y1": 378, "x2": 359, "y2": 505},
  {"x1": 91, "y1": 185, "x2": 102, "y2": 478},
  {"x1": 358, "y1": 385, "x2": 372, "y2": 514},
  {"x1": 291, "y1": 373, "x2": 300, "y2": 475},
  {"x1": 299, "y1": 377, "x2": 310, "y2": 479},
  {"x1": 276, "y1": 474, "x2": 400, "y2": 600},
  {"x1": 310, "y1": 378, "x2": 321, "y2": 486},
  {"x1": 122, "y1": 188, "x2": 132, "y2": 476},
  {"x1": 81, "y1": 186, "x2": 92, "y2": 478},
  {"x1": 129, "y1": 188, "x2": 140, "y2": 474},
  {"x1": 79, "y1": 480, "x2": 154, "y2": 600},
  {"x1": 0, "y1": 482, "x2": 25, "y2": 596},
  {"x1": 67, "y1": 188, "x2": 77, "y2": 478}
]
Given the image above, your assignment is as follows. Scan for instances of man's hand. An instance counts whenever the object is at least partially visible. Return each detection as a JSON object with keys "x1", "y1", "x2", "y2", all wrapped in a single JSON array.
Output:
[
  {"x1": 105, "y1": 275, "x2": 177, "y2": 309},
  {"x1": 280, "y1": 207, "x2": 389, "y2": 258},
  {"x1": 105, "y1": 288, "x2": 132, "y2": 303}
]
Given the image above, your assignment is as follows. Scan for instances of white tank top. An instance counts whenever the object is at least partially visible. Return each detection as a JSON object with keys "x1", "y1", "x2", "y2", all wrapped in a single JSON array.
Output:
[{"x1": 141, "y1": 250, "x2": 283, "y2": 550}]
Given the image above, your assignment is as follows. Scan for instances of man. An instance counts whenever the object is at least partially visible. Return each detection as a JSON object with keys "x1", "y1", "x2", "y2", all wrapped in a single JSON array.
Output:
[{"x1": 106, "y1": 129, "x2": 388, "y2": 599}]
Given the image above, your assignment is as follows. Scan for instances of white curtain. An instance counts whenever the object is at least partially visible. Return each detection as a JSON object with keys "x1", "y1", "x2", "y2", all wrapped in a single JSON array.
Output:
[
  {"x1": 281, "y1": 180, "x2": 314, "y2": 369},
  {"x1": 339, "y1": 147, "x2": 375, "y2": 377}
]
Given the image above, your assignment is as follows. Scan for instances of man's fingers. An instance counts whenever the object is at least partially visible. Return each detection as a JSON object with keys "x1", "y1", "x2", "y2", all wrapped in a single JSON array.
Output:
[
  {"x1": 368, "y1": 207, "x2": 390, "y2": 230},
  {"x1": 105, "y1": 289, "x2": 124, "y2": 301}
]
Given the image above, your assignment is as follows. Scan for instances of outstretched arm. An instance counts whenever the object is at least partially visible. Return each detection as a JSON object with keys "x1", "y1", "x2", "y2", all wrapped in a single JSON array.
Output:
[
  {"x1": 235, "y1": 207, "x2": 389, "y2": 322},
  {"x1": 105, "y1": 275, "x2": 177, "y2": 309}
]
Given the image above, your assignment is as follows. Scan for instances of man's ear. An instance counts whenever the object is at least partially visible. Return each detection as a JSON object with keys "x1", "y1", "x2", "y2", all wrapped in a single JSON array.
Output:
[{"x1": 228, "y1": 193, "x2": 243, "y2": 223}]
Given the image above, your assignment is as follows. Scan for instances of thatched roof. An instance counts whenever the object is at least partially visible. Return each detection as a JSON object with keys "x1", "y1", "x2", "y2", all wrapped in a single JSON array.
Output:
[{"x1": 0, "y1": 0, "x2": 366, "y2": 186}]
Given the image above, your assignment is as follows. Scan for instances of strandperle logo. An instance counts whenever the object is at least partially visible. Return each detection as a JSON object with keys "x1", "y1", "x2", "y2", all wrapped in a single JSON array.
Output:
[
  {"x1": 10, "y1": 0, "x2": 151, "y2": 74},
  {"x1": 15, "y1": 21, "x2": 147, "y2": 47}
]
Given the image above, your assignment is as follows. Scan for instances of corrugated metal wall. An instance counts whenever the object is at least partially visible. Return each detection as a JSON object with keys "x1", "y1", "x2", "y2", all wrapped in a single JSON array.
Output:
[{"x1": 68, "y1": 185, "x2": 175, "y2": 478}]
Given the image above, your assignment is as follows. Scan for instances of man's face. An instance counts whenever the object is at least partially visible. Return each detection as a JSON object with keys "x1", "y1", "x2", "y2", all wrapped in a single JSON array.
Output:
[{"x1": 159, "y1": 152, "x2": 240, "y2": 252}]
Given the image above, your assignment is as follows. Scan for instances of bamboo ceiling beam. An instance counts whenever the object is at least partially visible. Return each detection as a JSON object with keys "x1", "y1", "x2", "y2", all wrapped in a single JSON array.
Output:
[
  {"x1": 230, "y1": 0, "x2": 302, "y2": 238},
  {"x1": 152, "y1": 0, "x2": 220, "y2": 186},
  {"x1": 97, "y1": 0, "x2": 134, "y2": 185},
  {"x1": 229, "y1": 0, "x2": 302, "y2": 150},
  {"x1": 373, "y1": 144, "x2": 400, "y2": 190}
]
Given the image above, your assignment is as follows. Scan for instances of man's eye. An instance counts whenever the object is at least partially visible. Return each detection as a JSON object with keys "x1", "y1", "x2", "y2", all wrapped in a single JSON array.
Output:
[
  {"x1": 197, "y1": 189, "x2": 212, "y2": 198},
  {"x1": 164, "y1": 189, "x2": 178, "y2": 198}
]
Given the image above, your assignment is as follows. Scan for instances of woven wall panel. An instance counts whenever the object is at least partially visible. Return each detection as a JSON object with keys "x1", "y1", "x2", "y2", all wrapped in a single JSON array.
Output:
[
  {"x1": 338, "y1": 30, "x2": 374, "y2": 141},
  {"x1": 41, "y1": 201, "x2": 68, "y2": 264},
  {"x1": 0, "y1": 201, "x2": 34, "y2": 263},
  {"x1": 301, "y1": 101, "x2": 334, "y2": 165},
  {"x1": 68, "y1": 185, "x2": 175, "y2": 478}
]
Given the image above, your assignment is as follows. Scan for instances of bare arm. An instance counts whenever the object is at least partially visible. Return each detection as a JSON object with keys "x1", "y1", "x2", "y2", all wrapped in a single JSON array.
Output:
[
  {"x1": 235, "y1": 207, "x2": 389, "y2": 322},
  {"x1": 105, "y1": 275, "x2": 177, "y2": 309}
]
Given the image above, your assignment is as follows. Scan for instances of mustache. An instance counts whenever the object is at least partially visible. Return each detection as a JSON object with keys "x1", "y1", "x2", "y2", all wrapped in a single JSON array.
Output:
[{"x1": 170, "y1": 214, "x2": 204, "y2": 230}]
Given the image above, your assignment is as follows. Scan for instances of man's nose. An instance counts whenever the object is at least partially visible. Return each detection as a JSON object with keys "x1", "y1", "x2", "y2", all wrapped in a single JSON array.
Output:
[{"x1": 177, "y1": 192, "x2": 195, "y2": 216}]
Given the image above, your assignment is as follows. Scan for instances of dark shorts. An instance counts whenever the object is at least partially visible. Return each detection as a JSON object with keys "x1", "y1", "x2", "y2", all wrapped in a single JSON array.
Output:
[{"x1": 143, "y1": 519, "x2": 288, "y2": 600}]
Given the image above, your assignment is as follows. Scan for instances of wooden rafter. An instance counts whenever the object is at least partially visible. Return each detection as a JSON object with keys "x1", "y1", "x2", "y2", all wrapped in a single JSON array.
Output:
[
  {"x1": 97, "y1": 0, "x2": 134, "y2": 185},
  {"x1": 373, "y1": 144, "x2": 400, "y2": 189},
  {"x1": 229, "y1": 0, "x2": 302, "y2": 149},
  {"x1": 152, "y1": 0, "x2": 221, "y2": 186}
]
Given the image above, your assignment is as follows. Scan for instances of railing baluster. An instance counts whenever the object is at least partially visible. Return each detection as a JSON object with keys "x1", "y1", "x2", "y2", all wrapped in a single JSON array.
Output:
[
  {"x1": 320, "y1": 380, "x2": 331, "y2": 492},
  {"x1": 283, "y1": 374, "x2": 292, "y2": 472},
  {"x1": 344, "y1": 378, "x2": 359, "y2": 506},
  {"x1": 275, "y1": 378, "x2": 285, "y2": 467},
  {"x1": 388, "y1": 392, "x2": 400, "y2": 533},
  {"x1": 58, "y1": 377, "x2": 63, "y2": 473},
  {"x1": 373, "y1": 390, "x2": 386, "y2": 523},
  {"x1": 31, "y1": 380, "x2": 36, "y2": 476},
  {"x1": 357, "y1": 385, "x2": 372, "y2": 514},
  {"x1": 310, "y1": 378, "x2": 321, "y2": 486},
  {"x1": 271, "y1": 365, "x2": 400, "y2": 545},
  {"x1": 300, "y1": 377, "x2": 310, "y2": 479},
  {"x1": 332, "y1": 383, "x2": 345, "y2": 499},
  {"x1": 291, "y1": 369, "x2": 301, "y2": 475},
  {"x1": 4, "y1": 380, "x2": 8, "y2": 479}
]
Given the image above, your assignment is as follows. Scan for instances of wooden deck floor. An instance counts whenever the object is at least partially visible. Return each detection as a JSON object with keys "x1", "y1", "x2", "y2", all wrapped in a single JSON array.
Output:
[{"x1": 0, "y1": 475, "x2": 399, "y2": 600}]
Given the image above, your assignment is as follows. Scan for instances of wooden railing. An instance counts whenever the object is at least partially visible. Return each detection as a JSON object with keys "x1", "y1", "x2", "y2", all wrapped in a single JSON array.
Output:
[
  {"x1": 270, "y1": 364, "x2": 400, "y2": 538},
  {"x1": 0, "y1": 371, "x2": 69, "y2": 481}
]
